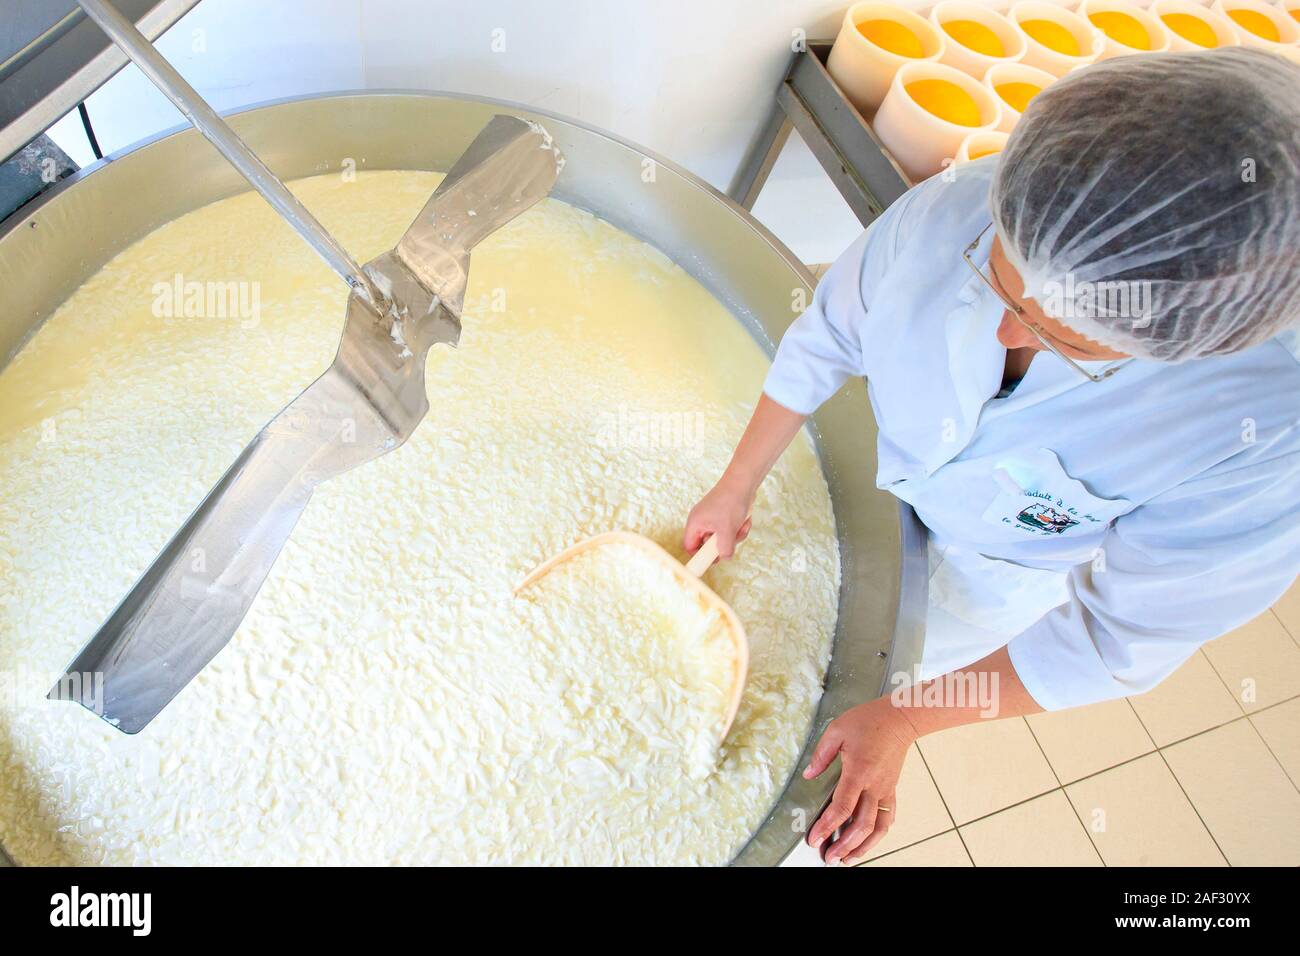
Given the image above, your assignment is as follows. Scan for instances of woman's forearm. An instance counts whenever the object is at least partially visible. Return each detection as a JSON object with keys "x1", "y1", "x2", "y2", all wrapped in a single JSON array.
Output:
[
  {"x1": 724, "y1": 400, "x2": 1045, "y2": 739},
  {"x1": 719, "y1": 394, "x2": 807, "y2": 497},
  {"x1": 803, "y1": 645, "x2": 1045, "y2": 862},
  {"x1": 893, "y1": 645, "x2": 1044, "y2": 739}
]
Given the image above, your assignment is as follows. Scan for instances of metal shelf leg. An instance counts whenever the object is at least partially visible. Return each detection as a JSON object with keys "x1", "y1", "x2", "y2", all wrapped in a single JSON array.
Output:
[{"x1": 728, "y1": 101, "x2": 792, "y2": 211}]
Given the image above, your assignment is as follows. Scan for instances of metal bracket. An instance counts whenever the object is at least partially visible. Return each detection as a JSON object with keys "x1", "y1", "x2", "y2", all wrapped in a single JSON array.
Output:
[
  {"x1": 728, "y1": 41, "x2": 912, "y2": 228},
  {"x1": 0, "y1": 1, "x2": 199, "y2": 163}
]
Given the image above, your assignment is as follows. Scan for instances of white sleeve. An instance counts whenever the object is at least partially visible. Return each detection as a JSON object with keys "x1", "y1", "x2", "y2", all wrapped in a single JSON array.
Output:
[
  {"x1": 1008, "y1": 448, "x2": 1300, "y2": 710},
  {"x1": 762, "y1": 188, "x2": 918, "y2": 415}
]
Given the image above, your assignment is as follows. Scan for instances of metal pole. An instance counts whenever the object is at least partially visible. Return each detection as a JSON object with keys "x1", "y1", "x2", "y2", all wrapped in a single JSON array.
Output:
[
  {"x1": 727, "y1": 102, "x2": 791, "y2": 211},
  {"x1": 75, "y1": 0, "x2": 392, "y2": 315}
]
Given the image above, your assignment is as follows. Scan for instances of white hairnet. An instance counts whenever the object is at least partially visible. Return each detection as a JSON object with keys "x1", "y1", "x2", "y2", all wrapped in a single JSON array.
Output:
[{"x1": 991, "y1": 48, "x2": 1300, "y2": 362}]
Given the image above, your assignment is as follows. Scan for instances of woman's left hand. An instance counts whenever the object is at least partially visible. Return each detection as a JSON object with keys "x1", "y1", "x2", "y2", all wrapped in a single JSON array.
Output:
[{"x1": 802, "y1": 696, "x2": 917, "y2": 864}]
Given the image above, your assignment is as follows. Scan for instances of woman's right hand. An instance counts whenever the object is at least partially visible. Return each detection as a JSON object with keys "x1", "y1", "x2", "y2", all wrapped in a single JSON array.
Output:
[
  {"x1": 684, "y1": 394, "x2": 808, "y2": 561},
  {"x1": 684, "y1": 474, "x2": 754, "y2": 560}
]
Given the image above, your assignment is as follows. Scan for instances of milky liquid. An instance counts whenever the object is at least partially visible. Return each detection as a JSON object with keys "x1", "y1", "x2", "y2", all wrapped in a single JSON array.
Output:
[{"x1": 0, "y1": 171, "x2": 840, "y2": 865}]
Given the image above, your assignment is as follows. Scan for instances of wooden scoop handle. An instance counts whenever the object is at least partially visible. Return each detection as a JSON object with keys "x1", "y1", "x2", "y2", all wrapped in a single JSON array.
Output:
[
  {"x1": 684, "y1": 535, "x2": 722, "y2": 578},
  {"x1": 684, "y1": 511, "x2": 752, "y2": 578}
]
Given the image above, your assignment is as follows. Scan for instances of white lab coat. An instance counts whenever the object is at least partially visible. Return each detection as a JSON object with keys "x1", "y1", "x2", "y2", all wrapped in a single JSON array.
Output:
[{"x1": 764, "y1": 159, "x2": 1300, "y2": 710}]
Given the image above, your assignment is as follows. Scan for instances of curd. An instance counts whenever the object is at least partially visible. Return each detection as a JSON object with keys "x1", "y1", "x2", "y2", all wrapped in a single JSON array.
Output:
[{"x1": 0, "y1": 171, "x2": 840, "y2": 865}]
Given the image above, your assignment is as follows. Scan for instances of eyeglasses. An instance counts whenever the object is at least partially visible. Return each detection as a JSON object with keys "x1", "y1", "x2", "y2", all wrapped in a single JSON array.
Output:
[{"x1": 961, "y1": 224, "x2": 1127, "y2": 384}]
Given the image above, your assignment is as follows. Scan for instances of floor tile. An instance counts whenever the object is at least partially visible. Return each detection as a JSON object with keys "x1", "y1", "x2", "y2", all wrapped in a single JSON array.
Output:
[
  {"x1": 917, "y1": 717, "x2": 1059, "y2": 825},
  {"x1": 960, "y1": 791, "x2": 1101, "y2": 866},
  {"x1": 1065, "y1": 753, "x2": 1226, "y2": 866},
  {"x1": 1202, "y1": 611, "x2": 1300, "y2": 712},
  {"x1": 858, "y1": 744, "x2": 953, "y2": 862},
  {"x1": 780, "y1": 839, "x2": 825, "y2": 867},
  {"x1": 1273, "y1": 578, "x2": 1300, "y2": 643},
  {"x1": 1026, "y1": 698, "x2": 1153, "y2": 783},
  {"x1": 1249, "y1": 697, "x2": 1300, "y2": 789},
  {"x1": 1163, "y1": 720, "x2": 1300, "y2": 866},
  {"x1": 862, "y1": 830, "x2": 971, "y2": 867},
  {"x1": 1128, "y1": 651, "x2": 1242, "y2": 746},
  {"x1": 779, "y1": 745, "x2": 953, "y2": 867}
]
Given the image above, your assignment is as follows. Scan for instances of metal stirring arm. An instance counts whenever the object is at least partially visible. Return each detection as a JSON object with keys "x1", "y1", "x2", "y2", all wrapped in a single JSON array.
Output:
[
  {"x1": 49, "y1": 7, "x2": 565, "y2": 733},
  {"x1": 52, "y1": 115, "x2": 562, "y2": 733},
  {"x1": 50, "y1": 295, "x2": 445, "y2": 735},
  {"x1": 76, "y1": 0, "x2": 392, "y2": 314}
]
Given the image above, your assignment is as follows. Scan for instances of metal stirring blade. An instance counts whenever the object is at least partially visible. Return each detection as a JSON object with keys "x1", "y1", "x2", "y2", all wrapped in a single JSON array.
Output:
[{"x1": 49, "y1": 3, "x2": 563, "y2": 733}]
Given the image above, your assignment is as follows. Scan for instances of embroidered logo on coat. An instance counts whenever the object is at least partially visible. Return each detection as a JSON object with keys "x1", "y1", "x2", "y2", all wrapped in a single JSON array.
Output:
[{"x1": 1015, "y1": 502, "x2": 1080, "y2": 534}]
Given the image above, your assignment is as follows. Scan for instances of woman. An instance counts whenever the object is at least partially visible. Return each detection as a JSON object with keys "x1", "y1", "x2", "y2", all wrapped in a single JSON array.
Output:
[{"x1": 685, "y1": 48, "x2": 1300, "y2": 865}]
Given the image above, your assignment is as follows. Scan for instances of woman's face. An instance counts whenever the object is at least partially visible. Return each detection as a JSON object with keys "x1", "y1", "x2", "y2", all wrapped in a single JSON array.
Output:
[{"x1": 989, "y1": 238, "x2": 1130, "y2": 361}]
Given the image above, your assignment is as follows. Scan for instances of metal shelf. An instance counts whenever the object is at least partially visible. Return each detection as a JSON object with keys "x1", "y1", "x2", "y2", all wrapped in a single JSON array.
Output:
[
  {"x1": 0, "y1": 0, "x2": 199, "y2": 163},
  {"x1": 729, "y1": 40, "x2": 912, "y2": 227}
]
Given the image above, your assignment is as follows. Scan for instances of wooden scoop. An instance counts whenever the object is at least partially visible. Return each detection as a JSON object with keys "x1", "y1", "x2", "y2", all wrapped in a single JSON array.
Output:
[{"x1": 515, "y1": 531, "x2": 749, "y2": 741}]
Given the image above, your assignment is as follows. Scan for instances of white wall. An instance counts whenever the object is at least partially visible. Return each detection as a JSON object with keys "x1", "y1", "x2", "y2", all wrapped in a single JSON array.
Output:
[
  {"x1": 48, "y1": 0, "x2": 879, "y2": 263},
  {"x1": 48, "y1": 0, "x2": 1080, "y2": 262}
]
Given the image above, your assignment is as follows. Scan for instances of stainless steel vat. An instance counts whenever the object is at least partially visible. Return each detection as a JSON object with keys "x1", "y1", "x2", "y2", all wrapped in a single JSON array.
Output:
[{"x1": 0, "y1": 91, "x2": 926, "y2": 867}]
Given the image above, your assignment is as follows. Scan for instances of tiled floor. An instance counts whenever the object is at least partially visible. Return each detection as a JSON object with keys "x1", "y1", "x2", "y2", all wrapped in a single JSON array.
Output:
[
  {"x1": 801, "y1": 263, "x2": 1300, "y2": 868},
  {"x1": 777, "y1": 625, "x2": 1298, "y2": 867},
  {"x1": 856, "y1": 580, "x2": 1300, "y2": 868}
]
